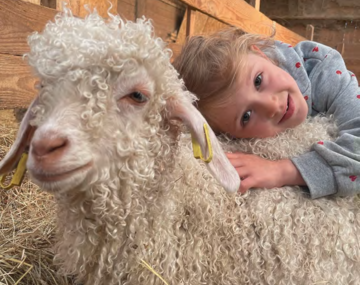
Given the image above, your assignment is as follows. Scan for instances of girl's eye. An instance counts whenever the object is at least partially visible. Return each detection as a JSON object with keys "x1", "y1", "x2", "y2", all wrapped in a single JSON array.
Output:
[
  {"x1": 254, "y1": 73, "x2": 262, "y2": 89},
  {"x1": 242, "y1": 110, "x2": 252, "y2": 126},
  {"x1": 128, "y1": 91, "x2": 148, "y2": 103}
]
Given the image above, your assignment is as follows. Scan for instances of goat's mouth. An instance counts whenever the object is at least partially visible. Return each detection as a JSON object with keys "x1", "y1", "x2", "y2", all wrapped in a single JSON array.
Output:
[{"x1": 30, "y1": 162, "x2": 93, "y2": 183}]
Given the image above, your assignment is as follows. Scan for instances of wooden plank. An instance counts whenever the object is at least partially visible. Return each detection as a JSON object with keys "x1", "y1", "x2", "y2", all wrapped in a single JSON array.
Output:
[
  {"x1": 0, "y1": 54, "x2": 37, "y2": 109},
  {"x1": 186, "y1": 7, "x2": 196, "y2": 38},
  {"x1": 41, "y1": 0, "x2": 57, "y2": 9},
  {"x1": 120, "y1": 0, "x2": 135, "y2": 4},
  {"x1": 200, "y1": 16, "x2": 229, "y2": 35},
  {"x1": 173, "y1": 10, "x2": 228, "y2": 60},
  {"x1": 334, "y1": 44, "x2": 360, "y2": 60},
  {"x1": 135, "y1": 0, "x2": 146, "y2": 18},
  {"x1": 158, "y1": 0, "x2": 185, "y2": 8},
  {"x1": 137, "y1": 0, "x2": 185, "y2": 40},
  {"x1": 176, "y1": 8, "x2": 193, "y2": 45},
  {"x1": 0, "y1": 0, "x2": 58, "y2": 56},
  {"x1": 266, "y1": 15, "x2": 360, "y2": 21},
  {"x1": 337, "y1": 42, "x2": 345, "y2": 56},
  {"x1": 56, "y1": 0, "x2": 118, "y2": 18},
  {"x1": 22, "y1": 0, "x2": 41, "y2": 4},
  {"x1": 176, "y1": 9, "x2": 228, "y2": 45},
  {"x1": 117, "y1": 0, "x2": 136, "y2": 21},
  {"x1": 343, "y1": 58, "x2": 360, "y2": 79},
  {"x1": 306, "y1": 24, "x2": 314, "y2": 41},
  {"x1": 180, "y1": 0, "x2": 306, "y2": 46},
  {"x1": 249, "y1": 0, "x2": 260, "y2": 11}
]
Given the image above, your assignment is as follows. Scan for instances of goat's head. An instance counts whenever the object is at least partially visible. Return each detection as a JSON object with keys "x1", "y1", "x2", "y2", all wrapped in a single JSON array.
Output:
[{"x1": 0, "y1": 9, "x2": 240, "y2": 195}]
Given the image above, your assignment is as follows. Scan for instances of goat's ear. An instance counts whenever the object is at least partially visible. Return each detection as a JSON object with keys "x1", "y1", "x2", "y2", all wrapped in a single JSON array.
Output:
[
  {"x1": 0, "y1": 97, "x2": 38, "y2": 176},
  {"x1": 168, "y1": 97, "x2": 240, "y2": 193}
]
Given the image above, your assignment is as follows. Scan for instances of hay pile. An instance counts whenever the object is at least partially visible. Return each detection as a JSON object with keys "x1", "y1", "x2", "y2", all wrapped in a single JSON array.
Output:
[{"x1": 0, "y1": 110, "x2": 74, "y2": 285}]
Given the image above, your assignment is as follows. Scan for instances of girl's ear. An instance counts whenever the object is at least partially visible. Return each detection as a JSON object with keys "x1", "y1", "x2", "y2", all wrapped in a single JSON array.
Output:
[
  {"x1": 0, "y1": 97, "x2": 39, "y2": 176},
  {"x1": 251, "y1": 45, "x2": 270, "y2": 60},
  {"x1": 167, "y1": 94, "x2": 240, "y2": 193}
]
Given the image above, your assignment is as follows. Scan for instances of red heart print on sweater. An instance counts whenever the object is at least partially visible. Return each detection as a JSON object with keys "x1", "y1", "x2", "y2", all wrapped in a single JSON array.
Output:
[
  {"x1": 304, "y1": 95, "x2": 309, "y2": 100},
  {"x1": 295, "y1": 62, "x2": 301, "y2": 68},
  {"x1": 349, "y1": 175, "x2": 357, "y2": 182},
  {"x1": 336, "y1": 70, "x2": 342, "y2": 75},
  {"x1": 312, "y1": 47, "x2": 319, "y2": 52},
  {"x1": 357, "y1": 95, "x2": 360, "y2": 99},
  {"x1": 317, "y1": 141, "x2": 324, "y2": 145}
]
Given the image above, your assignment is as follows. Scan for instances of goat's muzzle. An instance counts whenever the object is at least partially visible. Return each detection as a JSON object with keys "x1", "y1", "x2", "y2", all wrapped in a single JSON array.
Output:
[
  {"x1": 31, "y1": 135, "x2": 69, "y2": 161},
  {"x1": 27, "y1": 130, "x2": 93, "y2": 191}
]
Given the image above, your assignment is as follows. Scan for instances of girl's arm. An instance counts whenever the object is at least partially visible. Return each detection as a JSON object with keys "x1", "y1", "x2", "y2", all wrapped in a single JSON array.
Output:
[
  {"x1": 226, "y1": 153, "x2": 306, "y2": 194},
  {"x1": 290, "y1": 41, "x2": 360, "y2": 198}
]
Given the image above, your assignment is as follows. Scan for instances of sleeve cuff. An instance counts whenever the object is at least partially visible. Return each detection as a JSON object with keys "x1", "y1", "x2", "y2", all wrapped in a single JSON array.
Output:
[{"x1": 291, "y1": 151, "x2": 337, "y2": 199}]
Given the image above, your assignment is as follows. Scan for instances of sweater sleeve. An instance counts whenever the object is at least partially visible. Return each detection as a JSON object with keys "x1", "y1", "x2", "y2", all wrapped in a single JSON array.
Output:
[{"x1": 290, "y1": 41, "x2": 360, "y2": 199}]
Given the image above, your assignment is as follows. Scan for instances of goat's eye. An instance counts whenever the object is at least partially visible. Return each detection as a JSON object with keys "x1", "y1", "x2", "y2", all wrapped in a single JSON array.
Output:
[{"x1": 128, "y1": 91, "x2": 148, "y2": 104}]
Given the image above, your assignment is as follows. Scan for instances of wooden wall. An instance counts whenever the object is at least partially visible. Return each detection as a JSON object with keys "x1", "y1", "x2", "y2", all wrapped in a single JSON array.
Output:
[
  {"x1": 0, "y1": 0, "x2": 188, "y2": 109},
  {"x1": 258, "y1": 0, "x2": 360, "y2": 79},
  {"x1": 0, "y1": 0, "x2": 57, "y2": 109},
  {"x1": 118, "y1": 0, "x2": 186, "y2": 42},
  {"x1": 3, "y1": 0, "x2": 355, "y2": 110}
]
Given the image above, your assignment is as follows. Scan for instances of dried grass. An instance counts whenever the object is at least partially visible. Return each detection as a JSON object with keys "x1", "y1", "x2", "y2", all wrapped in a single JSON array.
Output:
[{"x1": 0, "y1": 110, "x2": 74, "y2": 285}]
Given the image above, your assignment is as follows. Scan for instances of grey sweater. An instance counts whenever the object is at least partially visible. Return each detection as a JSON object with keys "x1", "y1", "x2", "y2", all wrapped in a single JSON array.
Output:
[{"x1": 267, "y1": 41, "x2": 360, "y2": 199}]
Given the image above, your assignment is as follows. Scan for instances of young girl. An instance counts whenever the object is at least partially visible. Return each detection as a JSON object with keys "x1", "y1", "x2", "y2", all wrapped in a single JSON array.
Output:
[{"x1": 173, "y1": 28, "x2": 360, "y2": 199}]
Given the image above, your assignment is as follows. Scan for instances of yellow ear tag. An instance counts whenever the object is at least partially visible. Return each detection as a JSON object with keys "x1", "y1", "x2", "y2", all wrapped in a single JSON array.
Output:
[
  {"x1": 0, "y1": 153, "x2": 28, "y2": 190},
  {"x1": 191, "y1": 123, "x2": 213, "y2": 163}
]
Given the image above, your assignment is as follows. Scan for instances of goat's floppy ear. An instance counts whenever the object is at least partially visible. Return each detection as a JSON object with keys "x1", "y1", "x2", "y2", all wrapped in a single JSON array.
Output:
[
  {"x1": 0, "y1": 97, "x2": 38, "y2": 176},
  {"x1": 168, "y1": 97, "x2": 240, "y2": 193}
]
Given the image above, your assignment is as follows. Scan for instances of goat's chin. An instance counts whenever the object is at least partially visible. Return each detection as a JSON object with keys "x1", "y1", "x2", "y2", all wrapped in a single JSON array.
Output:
[{"x1": 29, "y1": 163, "x2": 93, "y2": 194}]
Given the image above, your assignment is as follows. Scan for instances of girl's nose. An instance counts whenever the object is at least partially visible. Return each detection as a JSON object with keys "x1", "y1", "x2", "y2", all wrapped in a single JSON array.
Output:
[{"x1": 257, "y1": 94, "x2": 280, "y2": 119}]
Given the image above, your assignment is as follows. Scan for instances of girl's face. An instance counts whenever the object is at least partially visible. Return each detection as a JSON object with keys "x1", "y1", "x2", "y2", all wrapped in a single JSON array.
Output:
[{"x1": 211, "y1": 52, "x2": 308, "y2": 138}]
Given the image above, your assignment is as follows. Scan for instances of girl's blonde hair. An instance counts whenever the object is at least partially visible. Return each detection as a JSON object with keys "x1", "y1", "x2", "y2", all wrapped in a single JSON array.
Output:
[{"x1": 172, "y1": 28, "x2": 274, "y2": 132}]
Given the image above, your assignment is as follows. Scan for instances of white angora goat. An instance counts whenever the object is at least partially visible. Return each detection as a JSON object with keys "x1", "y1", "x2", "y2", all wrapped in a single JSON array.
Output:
[{"x1": 1, "y1": 9, "x2": 360, "y2": 285}]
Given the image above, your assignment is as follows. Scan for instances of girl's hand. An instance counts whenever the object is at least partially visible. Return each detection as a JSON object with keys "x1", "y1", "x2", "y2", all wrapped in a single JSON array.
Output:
[{"x1": 226, "y1": 153, "x2": 306, "y2": 194}]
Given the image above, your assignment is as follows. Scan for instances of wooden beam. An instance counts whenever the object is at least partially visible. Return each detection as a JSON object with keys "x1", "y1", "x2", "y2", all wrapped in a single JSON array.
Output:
[
  {"x1": 135, "y1": 0, "x2": 146, "y2": 18},
  {"x1": 0, "y1": 0, "x2": 57, "y2": 56},
  {"x1": 306, "y1": 24, "x2": 314, "y2": 41},
  {"x1": 180, "y1": 0, "x2": 306, "y2": 46},
  {"x1": 249, "y1": 0, "x2": 260, "y2": 11},
  {"x1": 0, "y1": 54, "x2": 37, "y2": 109},
  {"x1": 41, "y1": 0, "x2": 57, "y2": 9},
  {"x1": 22, "y1": 0, "x2": 41, "y2": 4},
  {"x1": 176, "y1": 8, "x2": 228, "y2": 45},
  {"x1": 56, "y1": 0, "x2": 118, "y2": 18},
  {"x1": 186, "y1": 7, "x2": 196, "y2": 38},
  {"x1": 266, "y1": 15, "x2": 360, "y2": 21},
  {"x1": 337, "y1": 42, "x2": 345, "y2": 56}
]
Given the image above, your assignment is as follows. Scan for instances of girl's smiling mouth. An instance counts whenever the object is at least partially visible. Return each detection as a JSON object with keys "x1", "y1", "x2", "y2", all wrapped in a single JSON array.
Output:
[{"x1": 279, "y1": 95, "x2": 294, "y2": 123}]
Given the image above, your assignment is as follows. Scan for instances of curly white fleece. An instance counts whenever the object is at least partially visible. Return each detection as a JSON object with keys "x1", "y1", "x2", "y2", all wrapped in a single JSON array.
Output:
[{"x1": 25, "y1": 9, "x2": 360, "y2": 285}]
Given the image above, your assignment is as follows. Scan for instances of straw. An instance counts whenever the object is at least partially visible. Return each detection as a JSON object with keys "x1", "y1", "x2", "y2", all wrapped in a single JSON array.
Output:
[{"x1": 0, "y1": 110, "x2": 74, "y2": 285}]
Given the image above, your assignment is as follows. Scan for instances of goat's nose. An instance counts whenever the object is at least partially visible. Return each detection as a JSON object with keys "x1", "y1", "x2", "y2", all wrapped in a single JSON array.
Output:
[{"x1": 31, "y1": 136, "x2": 68, "y2": 159}]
